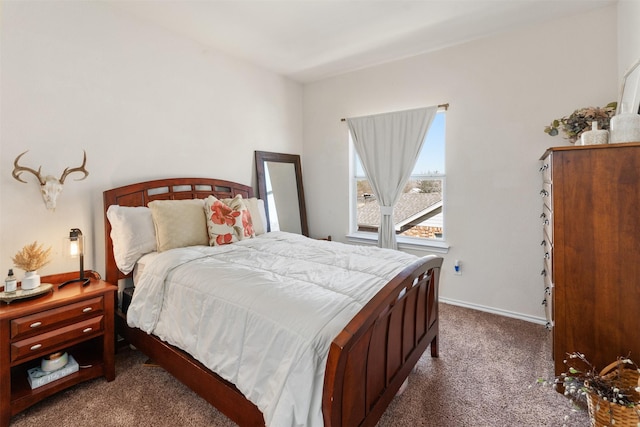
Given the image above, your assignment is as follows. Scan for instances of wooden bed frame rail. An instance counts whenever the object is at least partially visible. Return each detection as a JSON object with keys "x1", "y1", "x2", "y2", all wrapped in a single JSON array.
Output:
[{"x1": 103, "y1": 177, "x2": 442, "y2": 427}]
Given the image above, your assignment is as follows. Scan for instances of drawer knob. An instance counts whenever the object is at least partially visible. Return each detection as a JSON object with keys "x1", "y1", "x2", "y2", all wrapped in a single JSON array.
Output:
[
  {"x1": 540, "y1": 189, "x2": 549, "y2": 197},
  {"x1": 30, "y1": 321, "x2": 42, "y2": 328},
  {"x1": 544, "y1": 252, "x2": 551, "y2": 260},
  {"x1": 83, "y1": 327, "x2": 93, "y2": 333},
  {"x1": 82, "y1": 307, "x2": 93, "y2": 313},
  {"x1": 30, "y1": 344, "x2": 42, "y2": 351}
]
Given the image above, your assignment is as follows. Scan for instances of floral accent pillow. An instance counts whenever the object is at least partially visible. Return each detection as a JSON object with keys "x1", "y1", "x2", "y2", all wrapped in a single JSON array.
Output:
[{"x1": 204, "y1": 195, "x2": 255, "y2": 246}]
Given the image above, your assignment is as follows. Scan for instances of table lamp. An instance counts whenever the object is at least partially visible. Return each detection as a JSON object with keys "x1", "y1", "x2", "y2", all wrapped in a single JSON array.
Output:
[{"x1": 59, "y1": 228, "x2": 90, "y2": 287}]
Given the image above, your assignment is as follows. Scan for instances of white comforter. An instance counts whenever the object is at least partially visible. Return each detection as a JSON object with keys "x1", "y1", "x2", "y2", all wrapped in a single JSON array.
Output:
[{"x1": 127, "y1": 231, "x2": 419, "y2": 427}]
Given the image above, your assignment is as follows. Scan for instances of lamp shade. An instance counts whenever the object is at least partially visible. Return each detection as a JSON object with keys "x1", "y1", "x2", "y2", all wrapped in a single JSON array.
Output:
[{"x1": 60, "y1": 228, "x2": 90, "y2": 288}]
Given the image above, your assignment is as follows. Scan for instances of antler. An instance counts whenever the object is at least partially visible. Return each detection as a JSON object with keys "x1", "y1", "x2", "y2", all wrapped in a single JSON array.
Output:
[
  {"x1": 12, "y1": 151, "x2": 46, "y2": 185},
  {"x1": 59, "y1": 150, "x2": 89, "y2": 184}
]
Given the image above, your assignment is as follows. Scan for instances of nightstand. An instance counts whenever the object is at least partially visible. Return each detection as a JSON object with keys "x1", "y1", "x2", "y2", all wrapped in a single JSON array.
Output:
[{"x1": 0, "y1": 271, "x2": 116, "y2": 427}]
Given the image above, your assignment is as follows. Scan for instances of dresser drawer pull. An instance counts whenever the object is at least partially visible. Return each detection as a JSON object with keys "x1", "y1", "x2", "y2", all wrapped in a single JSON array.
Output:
[
  {"x1": 30, "y1": 344, "x2": 42, "y2": 351},
  {"x1": 82, "y1": 307, "x2": 93, "y2": 313},
  {"x1": 83, "y1": 327, "x2": 93, "y2": 333},
  {"x1": 30, "y1": 321, "x2": 42, "y2": 328},
  {"x1": 540, "y1": 189, "x2": 549, "y2": 197},
  {"x1": 544, "y1": 252, "x2": 551, "y2": 260},
  {"x1": 539, "y1": 164, "x2": 549, "y2": 172}
]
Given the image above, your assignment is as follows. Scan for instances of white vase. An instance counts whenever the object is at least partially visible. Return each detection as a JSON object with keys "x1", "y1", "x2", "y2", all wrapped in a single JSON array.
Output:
[
  {"x1": 580, "y1": 121, "x2": 609, "y2": 145},
  {"x1": 21, "y1": 270, "x2": 41, "y2": 290},
  {"x1": 610, "y1": 113, "x2": 640, "y2": 143}
]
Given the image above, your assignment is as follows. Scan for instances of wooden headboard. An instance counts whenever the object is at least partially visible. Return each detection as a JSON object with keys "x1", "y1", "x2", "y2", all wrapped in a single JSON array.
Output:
[{"x1": 103, "y1": 177, "x2": 254, "y2": 285}]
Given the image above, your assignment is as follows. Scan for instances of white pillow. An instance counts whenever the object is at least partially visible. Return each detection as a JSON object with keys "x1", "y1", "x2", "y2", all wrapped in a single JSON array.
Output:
[
  {"x1": 106, "y1": 205, "x2": 157, "y2": 275},
  {"x1": 244, "y1": 198, "x2": 267, "y2": 235},
  {"x1": 148, "y1": 199, "x2": 209, "y2": 251}
]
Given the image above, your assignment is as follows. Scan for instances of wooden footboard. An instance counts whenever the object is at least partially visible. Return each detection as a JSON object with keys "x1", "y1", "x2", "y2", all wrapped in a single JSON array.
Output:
[{"x1": 323, "y1": 255, "x2": 442, "y2": 427}]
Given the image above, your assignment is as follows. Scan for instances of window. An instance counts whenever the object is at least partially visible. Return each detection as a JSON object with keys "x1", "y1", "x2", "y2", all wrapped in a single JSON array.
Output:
[{"x1": 350, "y1": 111, "x2": 446, "y2": 246}]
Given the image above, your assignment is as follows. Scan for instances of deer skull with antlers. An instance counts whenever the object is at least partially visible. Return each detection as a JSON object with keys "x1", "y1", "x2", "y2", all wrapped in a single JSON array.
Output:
[{"x1": 12, "y1": 150, "x2": 89, "y2": 211}]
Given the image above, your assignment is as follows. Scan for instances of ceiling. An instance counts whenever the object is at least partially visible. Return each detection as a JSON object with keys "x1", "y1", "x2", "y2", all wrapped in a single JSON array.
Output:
[{"x1": 108, "y1": 0, "x2": 615, "y2": 83}]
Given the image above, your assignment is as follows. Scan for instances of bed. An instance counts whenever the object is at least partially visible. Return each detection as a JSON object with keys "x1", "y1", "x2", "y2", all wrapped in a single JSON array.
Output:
[{"x1": 103, "y1": 177, "x2": 442, "y2": 427}]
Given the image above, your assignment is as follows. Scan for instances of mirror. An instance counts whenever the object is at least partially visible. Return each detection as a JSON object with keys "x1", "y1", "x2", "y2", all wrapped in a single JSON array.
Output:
[{"x1": 255, "y1": 151, "x2": 309, "y2": 236}]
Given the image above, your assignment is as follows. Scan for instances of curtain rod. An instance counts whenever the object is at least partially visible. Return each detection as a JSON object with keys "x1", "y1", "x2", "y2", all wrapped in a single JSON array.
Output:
[{"x1": 340, "y1": 103, "x2": 449, "y2": 122}]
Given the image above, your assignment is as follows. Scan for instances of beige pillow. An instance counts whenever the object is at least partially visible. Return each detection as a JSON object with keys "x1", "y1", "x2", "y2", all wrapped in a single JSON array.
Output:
[
  {"x1": 244, "y1": 198, "x2": 267, "y2": 235},
  {"x1": 148, "y1": 199, "x2": 208, "y2": 252},
  {"x1": 204, "y1": 195, "x2": 255, "y2": 246}
]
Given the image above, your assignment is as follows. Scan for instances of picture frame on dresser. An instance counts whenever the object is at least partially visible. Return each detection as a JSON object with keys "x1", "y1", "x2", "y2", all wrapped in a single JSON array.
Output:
[{"x1": 617, "y1": 57, "x2": 640, "y2": 115}]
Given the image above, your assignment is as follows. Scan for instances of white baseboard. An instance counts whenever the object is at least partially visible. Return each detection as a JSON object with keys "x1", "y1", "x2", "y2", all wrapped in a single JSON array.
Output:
[{"x1": 439, "y1": 297, "x2": 548, "y2": 325}]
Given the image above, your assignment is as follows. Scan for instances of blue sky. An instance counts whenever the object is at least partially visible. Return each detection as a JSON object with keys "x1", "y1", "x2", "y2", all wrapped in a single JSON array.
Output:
[{"x1": 413, "y1": 112, "x2": 445, "y2": 175}]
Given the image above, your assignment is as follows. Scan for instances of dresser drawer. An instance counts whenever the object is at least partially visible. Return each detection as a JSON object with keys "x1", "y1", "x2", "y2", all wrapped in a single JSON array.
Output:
[
  {"x1": 10, "y1": 315, "x2": 104, "y2": 363},
  {"x1": 542, "y1": 208, "x2": 553, "y2": 245},
  {"x1": 542, "y1": 256, "x2": 553, "y2": 288},
  {"x1": 540, "y1": 181, "x2": 552, "y2": 205},
  {"x1": 10, "y1": 296, "x2": 103, "y2": 340},
  {"x1": 543, "y1": 245, "x2": 553, "y2": 283},
  {"x1": 540, "y1": 155, "x2": 552, "y2": 183},
  {"x1": 542, "y1": 286, "x2": 553, "y2": 326}
]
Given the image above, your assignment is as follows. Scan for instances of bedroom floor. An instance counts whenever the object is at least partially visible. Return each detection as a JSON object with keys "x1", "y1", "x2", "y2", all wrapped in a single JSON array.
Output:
[{"x1": 10, "y1": 303, "x2": 589, "y2": 426}]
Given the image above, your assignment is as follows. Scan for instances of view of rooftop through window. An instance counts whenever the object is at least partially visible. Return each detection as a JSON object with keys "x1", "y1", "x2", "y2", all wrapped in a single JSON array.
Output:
[{"x1": 353, "y1": 112, "x2": 446, "y2": 240}]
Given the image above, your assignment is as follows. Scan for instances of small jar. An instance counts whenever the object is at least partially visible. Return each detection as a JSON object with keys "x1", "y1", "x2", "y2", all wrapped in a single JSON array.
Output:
[
  {"x1": 4, "y1": 269, "x2": 17, "y2": 293},
  {"x1": 580, "y1": 121, "x2": 609, "y2": 145}
]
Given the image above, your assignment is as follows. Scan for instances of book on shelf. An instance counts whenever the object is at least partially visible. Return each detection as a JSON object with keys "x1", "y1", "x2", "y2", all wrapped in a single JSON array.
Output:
[{"x1": 27, "y1": 355, "x2": 79, "y2": 389}]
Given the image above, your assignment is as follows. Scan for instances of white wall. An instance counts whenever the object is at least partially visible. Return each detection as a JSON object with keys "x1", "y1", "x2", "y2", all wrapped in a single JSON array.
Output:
[
  {"x1": 0, "y1": 1, "x2": 631, "y2": 323},
  {"x1": 618, "y1": 0, "x2": 640, "y2": 79},
  {"x1": 0, "y1": 1, "x2": 303, "y2": 278},
  {"x1": 302, "y1": 6, "x2": 618, "y2": 321}
]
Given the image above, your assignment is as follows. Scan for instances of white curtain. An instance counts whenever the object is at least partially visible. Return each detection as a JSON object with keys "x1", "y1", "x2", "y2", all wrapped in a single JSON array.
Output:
[{"x1": 347, "y1": 106, "x2": 438, "y2": 249}]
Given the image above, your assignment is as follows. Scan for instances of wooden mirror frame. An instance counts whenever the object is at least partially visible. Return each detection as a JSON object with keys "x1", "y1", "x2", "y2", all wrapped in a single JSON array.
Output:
[{"x1": 255, "y1": 151, "x2": 309, "y2": 236}]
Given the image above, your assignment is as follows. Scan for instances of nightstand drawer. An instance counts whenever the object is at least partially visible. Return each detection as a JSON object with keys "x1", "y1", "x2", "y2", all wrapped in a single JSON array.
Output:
[
  {"x1": 10, "y1": 315, "x2": 104, "y2": 363},
  {"x1": 10, "y1": 296, "x2": 103, "y2": 340}
]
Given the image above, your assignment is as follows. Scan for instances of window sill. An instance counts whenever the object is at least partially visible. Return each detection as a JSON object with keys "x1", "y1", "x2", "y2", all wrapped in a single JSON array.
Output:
[{"x1": 345, "y1": 232, "x2": 450, "y2": 254}]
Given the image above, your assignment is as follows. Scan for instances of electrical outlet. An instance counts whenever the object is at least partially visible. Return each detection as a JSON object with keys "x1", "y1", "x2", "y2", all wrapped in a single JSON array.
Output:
[{"x1": 454, "y1": 260, "x2": 461, "y2": 275}]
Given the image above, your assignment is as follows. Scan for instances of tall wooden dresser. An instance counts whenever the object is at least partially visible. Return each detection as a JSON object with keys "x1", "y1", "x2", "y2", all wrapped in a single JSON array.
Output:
[{"x1": 540, "y1": 142, "x2": 640, "y2": 377}]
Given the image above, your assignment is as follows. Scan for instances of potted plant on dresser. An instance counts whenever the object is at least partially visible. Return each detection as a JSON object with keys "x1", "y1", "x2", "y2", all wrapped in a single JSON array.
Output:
[{"x1": 11, "y1": 241, "x2": 52, "y2": 290}]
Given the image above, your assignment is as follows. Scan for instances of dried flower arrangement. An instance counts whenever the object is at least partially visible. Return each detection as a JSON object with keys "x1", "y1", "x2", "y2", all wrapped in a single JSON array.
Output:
[
  {"x1": 12, "y1": 241, "x2": 52, "y2": 272},
  {"x1": 544, "y1": 102, "x2": 617, "y2": 143}
]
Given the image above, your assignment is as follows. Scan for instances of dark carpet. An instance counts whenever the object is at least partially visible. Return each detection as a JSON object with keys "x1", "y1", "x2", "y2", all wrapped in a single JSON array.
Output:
[{"x1": 10, "y1": 303, "x2": 589, "y2": 426}]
